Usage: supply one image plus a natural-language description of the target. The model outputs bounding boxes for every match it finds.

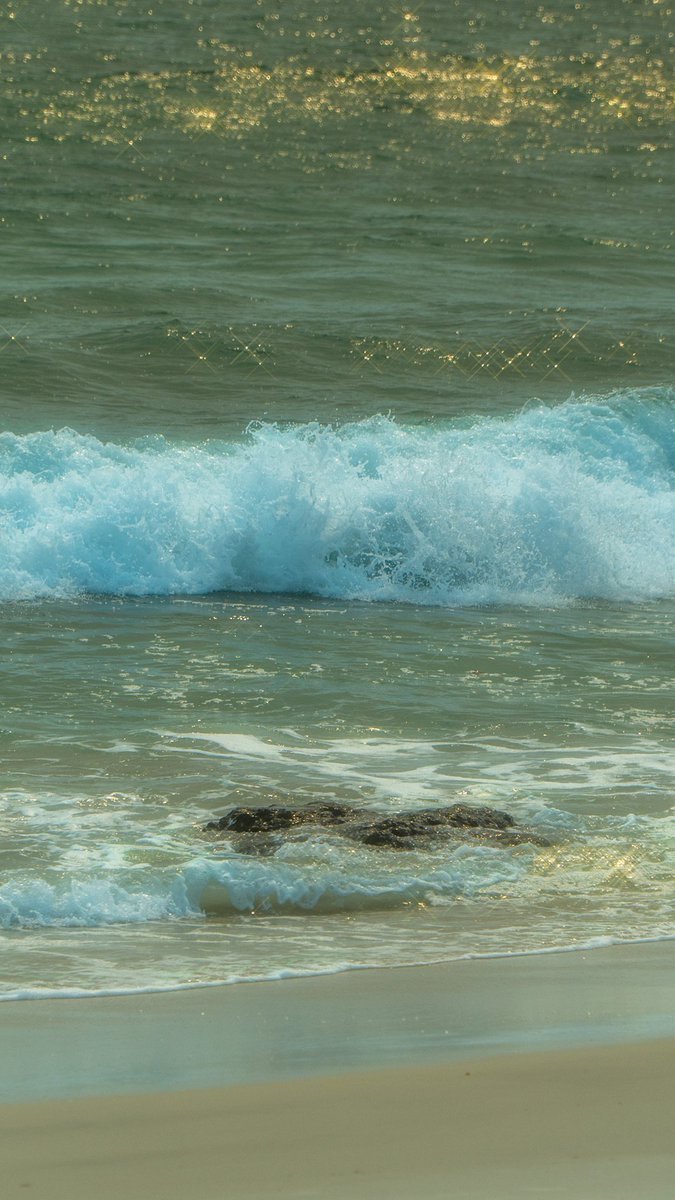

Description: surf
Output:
[1,389,673,606]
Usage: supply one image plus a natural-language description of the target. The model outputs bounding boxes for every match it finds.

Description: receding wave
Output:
[1,391,673,605]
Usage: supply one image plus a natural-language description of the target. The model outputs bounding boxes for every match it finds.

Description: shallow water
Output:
[2,586,674,996]
[1,0,673,998]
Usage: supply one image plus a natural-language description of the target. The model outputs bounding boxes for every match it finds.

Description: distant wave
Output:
[1,390,673,605]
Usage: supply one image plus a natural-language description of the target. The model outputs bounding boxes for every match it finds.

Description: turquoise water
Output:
[1,0,673,998]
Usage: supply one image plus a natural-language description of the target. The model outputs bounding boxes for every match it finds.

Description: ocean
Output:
[1,0,674,1001]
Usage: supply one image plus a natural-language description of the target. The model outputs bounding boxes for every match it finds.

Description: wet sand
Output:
[3,1036,675,1200]
[2,942,675,1198]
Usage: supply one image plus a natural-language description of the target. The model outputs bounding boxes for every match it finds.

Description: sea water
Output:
[1,0,673,1000]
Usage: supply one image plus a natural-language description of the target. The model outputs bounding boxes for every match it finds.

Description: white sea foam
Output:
[157,728,675,808]
[3,934,675,1004]
[1,391,673,604]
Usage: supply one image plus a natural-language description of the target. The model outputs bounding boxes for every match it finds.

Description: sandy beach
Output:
[3,1035,675,1200]
[3,941,675,1199]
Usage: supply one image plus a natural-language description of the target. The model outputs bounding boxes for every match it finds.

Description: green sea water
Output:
[1,0,674,998]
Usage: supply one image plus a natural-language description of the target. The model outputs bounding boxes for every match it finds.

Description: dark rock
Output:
[348,817,548,850]
[344,804,550,849]
[202,801,550,850]
[203,802,352,835]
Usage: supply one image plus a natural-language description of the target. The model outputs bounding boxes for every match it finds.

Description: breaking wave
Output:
[1,390,673,605]
[0,847,528,928]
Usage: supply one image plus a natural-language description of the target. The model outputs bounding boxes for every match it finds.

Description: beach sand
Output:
[3,1036,675,1199]
[2,942,675,1199]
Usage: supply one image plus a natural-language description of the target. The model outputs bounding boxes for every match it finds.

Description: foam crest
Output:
[1,390,673,604]
[0,874,196,928]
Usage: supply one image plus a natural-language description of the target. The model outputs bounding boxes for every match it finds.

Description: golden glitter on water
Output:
[23,44,674,150]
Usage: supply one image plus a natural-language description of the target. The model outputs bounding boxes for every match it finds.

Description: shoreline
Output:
[4,932,675,1005]
[2,939,675,1103]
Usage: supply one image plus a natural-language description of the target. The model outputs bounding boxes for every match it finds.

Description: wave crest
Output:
[1,391,673,605]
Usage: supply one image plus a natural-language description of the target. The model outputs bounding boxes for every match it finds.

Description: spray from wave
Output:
[1,390,673,605]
